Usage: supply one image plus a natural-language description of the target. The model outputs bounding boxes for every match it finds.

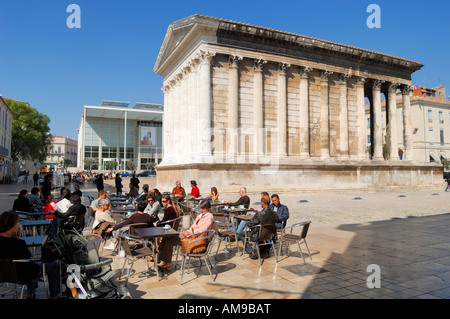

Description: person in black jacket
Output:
[12,190,31,212]
[95,174,104,191]
[0,211,60,298]
[247,197,278,258]
[54,195,86,230]
[226,186,250,208]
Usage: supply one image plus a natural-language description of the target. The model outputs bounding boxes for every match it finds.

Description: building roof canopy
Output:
[84,105,163,122]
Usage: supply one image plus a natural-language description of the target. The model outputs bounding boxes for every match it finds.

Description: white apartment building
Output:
[0,96,14,181]
[44,135,78,171]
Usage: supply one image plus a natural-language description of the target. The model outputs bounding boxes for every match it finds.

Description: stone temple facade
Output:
[153,14,443,192]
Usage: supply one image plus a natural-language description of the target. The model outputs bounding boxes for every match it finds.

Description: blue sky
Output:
[0,0,449,140]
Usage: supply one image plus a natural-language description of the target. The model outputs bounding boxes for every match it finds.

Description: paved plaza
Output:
[1,177,450,299]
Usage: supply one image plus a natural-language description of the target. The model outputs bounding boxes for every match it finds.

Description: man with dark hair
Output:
[270,194,289,229]
[54,195,87,230]
[247,197,278,259]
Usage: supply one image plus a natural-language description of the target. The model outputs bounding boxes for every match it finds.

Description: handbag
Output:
[180,230,208,254]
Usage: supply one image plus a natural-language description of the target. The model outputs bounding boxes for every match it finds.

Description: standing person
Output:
[39,173,53,202]
[96,174,104,191]
[33,172,39,186]
[398,148,404,160]
[446,177,450,192]
[130,173,140,189]
[115,173,123,196]
[0,211,61,299]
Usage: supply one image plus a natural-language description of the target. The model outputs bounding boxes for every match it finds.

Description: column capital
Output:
[228,55,243,68]
[320,70,333,81]
[299,66,313,78]
[253,58,267,71]
[372,79,384,90]
[278,62,291,73]
[401,84,414,95]
[339,73,351,84]
[388,82,400,93]
[198,50,216,63]
[162,85,171,93]
[355,76,366,87]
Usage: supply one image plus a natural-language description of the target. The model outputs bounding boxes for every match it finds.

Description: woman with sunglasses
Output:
[153,195,178,228]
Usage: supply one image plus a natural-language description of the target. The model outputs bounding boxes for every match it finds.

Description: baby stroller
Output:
[49,229,131,299]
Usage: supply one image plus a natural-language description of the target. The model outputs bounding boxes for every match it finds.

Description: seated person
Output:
[144,195,162,221]
[171,181,186,198]
[270,194,289,229]
[153,195,178,227]
[92,198,115,229]
[226,186,250,208]
[234,192,270,240]
[246,197,278,258]
[43,195,57,220]
[28,187,43,206]
[54,195,86,230]
[104,200,152,250]
[13,190,31,212]
[157,200,214,272]
[136,184,149,202]
[72,184,82,197]
[90,190,107,213]
[0,211,60,299]
[206,187,219,201]
[125,183,139,199]
[189,180,200,198]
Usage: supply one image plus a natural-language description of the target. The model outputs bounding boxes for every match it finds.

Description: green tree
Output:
[84,158,97,171]
[126,160,136,171]
[5,99,52,162]
[104,160,118,171]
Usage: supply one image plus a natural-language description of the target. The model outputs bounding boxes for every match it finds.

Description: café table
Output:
[23,235,48,257]
[20,219,52,236]
[134,227,179,280]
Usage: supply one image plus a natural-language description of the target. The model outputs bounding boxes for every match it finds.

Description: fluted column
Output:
[355,77,367,160]
[372,79,384,160]
[227,55,242,161]
[162,85,170,161]
[253,58,266,159]
[181,66,191,162]
[174,75,182,161]
[299,66,312,158]
[320,70,333,159]
[339,73,350,158]
[190,57,200,161]
[386,82,399,160]
[402,85,414,161]
[198,50,215,162]
[277,62,290,157]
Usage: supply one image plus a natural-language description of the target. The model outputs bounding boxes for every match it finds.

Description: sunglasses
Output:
[162,200,168,203]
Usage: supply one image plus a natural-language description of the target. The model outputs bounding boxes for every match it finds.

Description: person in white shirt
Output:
[92,199,115,229]
[144,195,162,221]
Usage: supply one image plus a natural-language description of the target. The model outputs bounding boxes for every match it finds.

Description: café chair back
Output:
[0,259,49,299]
[277,221,312,265]
[243,224,278,265]
[117,234,153,286]
[179,229,216,284]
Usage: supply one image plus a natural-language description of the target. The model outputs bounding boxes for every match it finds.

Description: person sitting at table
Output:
[234,192,270,241]
[154,195,178,227]
[90,190,107,213]
[144,195,162,222]
[171,181,186,198]
[0,211,61,299]
[225,186,250,209]
[13,190,31,212]
[270,194,290,230]
[104,200,152,250]
[92,199,115,229]
[189,180,200,198]
[43,195,57,220]
[28,187,43,207]
[157,199,214,272]
[54,195,87,230]
[205,187,219,201]
[136,184,149,202]
[72,184,82,197]
[125,183,139,199]
[151,188,163,206]
[58,187,72,201]
[246,196,278,259]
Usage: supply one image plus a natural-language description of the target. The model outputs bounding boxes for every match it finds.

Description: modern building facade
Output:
[77,100,163,171]
[0,96,14,181]
[153,14,442,191]
[43,135,78,171]
[366,85,450,163]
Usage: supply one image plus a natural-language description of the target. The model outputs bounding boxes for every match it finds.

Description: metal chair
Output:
[84,234,102,251]
[118,234,153,286]
[214,218,240,254]
[86,206,95,229]
[0,259,49,299]
[278,221,312,265]
[179,229,216,284]
[243,224,278,265]
[158,216,182,231]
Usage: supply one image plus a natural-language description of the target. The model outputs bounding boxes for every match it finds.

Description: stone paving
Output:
[1,177,450,299]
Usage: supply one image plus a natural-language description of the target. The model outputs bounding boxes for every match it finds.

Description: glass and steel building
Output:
[77,100,163,171]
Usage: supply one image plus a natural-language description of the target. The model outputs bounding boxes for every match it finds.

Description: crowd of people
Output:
[1,172,291,298]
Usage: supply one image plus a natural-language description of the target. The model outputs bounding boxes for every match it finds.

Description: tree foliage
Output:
[5,99,52,162]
